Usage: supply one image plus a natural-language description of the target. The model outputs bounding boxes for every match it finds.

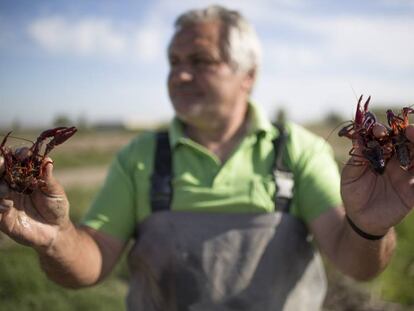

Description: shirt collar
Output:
[168,101,277,148]
[248,100,275,135]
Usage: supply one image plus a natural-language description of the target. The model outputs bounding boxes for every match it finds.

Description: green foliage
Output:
[53,114,73,127]
[323,111,345,127]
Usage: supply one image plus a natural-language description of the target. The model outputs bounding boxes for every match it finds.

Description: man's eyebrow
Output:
[168,50,216,59]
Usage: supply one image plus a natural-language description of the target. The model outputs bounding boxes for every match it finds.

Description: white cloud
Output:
[258,13,414,72]
[262,43,322,70]
[27,16,166,63]
[308,16,414,69]
[28,16,126,56]
[379,0,414,8]
[132,27,165,63]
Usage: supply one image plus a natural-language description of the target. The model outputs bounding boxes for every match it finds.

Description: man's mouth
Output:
[172,89,201,97]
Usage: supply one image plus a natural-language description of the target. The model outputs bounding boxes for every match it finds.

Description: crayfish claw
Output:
[363,95,371,112]
[43,126,77,158]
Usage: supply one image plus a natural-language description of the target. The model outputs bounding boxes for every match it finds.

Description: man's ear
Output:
[242,68,256,93]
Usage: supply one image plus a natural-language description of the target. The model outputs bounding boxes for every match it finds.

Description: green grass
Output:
[370,212,414,305]
[1,126,414,309]
[53,149,116,169]
[66,186,100,222]
[0,185,129,310]
[0,245,127,311]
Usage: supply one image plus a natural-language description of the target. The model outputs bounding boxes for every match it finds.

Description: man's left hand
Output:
[341,124,414,236]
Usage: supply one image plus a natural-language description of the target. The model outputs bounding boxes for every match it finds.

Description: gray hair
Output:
[173,5,262,73]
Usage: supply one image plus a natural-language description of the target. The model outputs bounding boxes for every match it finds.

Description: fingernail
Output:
[0,156,4,174]
[0,204,10,212]
[0,182,10,197]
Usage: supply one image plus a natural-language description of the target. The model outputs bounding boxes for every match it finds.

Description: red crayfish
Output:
[338,95,391,174]
[0,126,77,194]
[387,107,414,170]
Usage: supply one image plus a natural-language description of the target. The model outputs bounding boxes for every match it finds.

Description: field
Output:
[0,125,414,310]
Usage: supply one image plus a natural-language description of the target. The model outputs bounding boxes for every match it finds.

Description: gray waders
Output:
[126,126,327,311]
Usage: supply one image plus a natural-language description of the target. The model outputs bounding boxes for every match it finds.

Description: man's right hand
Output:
[0,155,71,252]
[0,154,126,287]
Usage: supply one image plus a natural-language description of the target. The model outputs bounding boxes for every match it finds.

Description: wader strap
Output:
[272,123,294,213]
[150,131,173,212]
[150,125,295,213]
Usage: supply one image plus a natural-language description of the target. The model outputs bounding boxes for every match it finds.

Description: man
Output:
[0,5,412,311]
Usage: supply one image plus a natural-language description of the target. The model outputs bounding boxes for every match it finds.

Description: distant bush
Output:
[323,112,345,126]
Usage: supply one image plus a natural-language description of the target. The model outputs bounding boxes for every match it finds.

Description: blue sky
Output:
[1,0,414,128]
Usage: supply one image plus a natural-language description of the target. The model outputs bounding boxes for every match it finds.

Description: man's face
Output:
[167,21,253,127]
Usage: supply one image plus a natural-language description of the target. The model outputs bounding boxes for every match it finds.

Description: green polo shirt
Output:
[82,104,342,241]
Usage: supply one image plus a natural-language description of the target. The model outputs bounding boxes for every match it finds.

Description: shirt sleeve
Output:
[291,132,342,223]
[81,151,137,241]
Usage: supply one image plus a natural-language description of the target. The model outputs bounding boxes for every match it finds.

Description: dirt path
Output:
[54,166,108,188]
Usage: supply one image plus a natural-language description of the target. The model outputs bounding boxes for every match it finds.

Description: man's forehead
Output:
[169,21,224,50]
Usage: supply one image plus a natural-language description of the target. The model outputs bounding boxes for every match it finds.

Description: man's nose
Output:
[170,65,194,83]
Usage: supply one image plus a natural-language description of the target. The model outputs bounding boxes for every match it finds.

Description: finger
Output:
[31,157,69,224]
[38,157,65,196]
[0,198,13,212]
[348,140,368,163]
[0,199,13,225]
[405,125,414,143]
[341,158,370,183]
[0,201,34,242]
[0,181,10,198]
[341,142,371,182]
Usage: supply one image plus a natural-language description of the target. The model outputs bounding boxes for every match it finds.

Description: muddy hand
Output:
[341,124,414,236]
[0,156,71,249]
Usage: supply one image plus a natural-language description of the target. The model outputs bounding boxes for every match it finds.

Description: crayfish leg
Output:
[346,147,369,166]
[0,131,12,150]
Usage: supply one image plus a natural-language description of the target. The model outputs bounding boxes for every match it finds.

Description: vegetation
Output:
[0,185,127,311]
[371,211,414,305]
[308,123,414,309]
[1,126,414,310]
[52,149,116,169]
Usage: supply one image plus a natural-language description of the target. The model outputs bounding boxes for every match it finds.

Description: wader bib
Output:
[126,126,327,311]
